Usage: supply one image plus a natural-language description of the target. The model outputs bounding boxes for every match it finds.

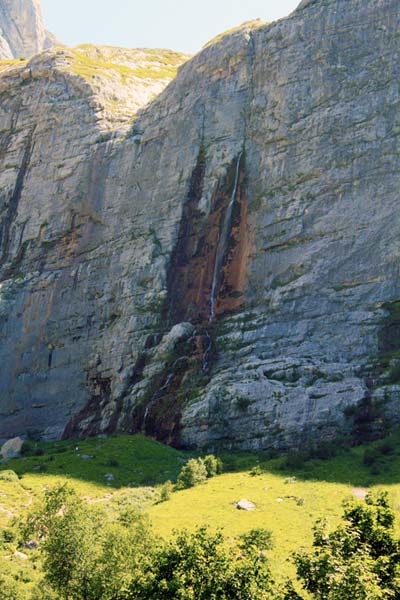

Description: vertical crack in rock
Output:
[136,148,249,445]
[0,129,35,273]
[165,144,208,324]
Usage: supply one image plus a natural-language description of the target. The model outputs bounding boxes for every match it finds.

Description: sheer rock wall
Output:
[1,0,399,449]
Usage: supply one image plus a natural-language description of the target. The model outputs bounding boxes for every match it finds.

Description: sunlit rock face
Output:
[0,0,57,59]
[0,0,400,449]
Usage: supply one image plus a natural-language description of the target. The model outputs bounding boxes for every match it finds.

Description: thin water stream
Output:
[209,152,243,321]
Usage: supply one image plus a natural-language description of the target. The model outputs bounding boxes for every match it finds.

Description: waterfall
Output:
[202,330,212,372]
[209,152,243,321]
[142,356,189,432]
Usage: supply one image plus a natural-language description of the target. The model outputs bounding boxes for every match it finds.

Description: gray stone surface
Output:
[1,436,23,459]
[0,0,400,450]
[0,0,57,59]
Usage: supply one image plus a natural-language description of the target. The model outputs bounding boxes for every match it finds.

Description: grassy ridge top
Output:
[67,44,190,83]
[0,44,190,125]
[0,58,27,72]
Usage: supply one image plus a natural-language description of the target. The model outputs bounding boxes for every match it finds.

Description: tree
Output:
[290,492,400,600]
[176,458,208,489]
[20,485,157,600]
[136,526,276,600]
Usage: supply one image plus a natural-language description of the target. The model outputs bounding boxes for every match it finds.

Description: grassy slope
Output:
[0,58,27,72]
[68,44,189,83]
[1,433,400,593]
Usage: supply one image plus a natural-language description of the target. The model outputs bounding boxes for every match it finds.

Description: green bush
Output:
[238,528,274,552]
[250,465,263,477]
[203,454,223,477]
[176,458,208,489]
[1,528,16,543]
[20,484,156,600]
[291,492,400,600]
[138,526,275,599]
[159,480,173,502]
[0,578,21,600]
[0,470,19,482]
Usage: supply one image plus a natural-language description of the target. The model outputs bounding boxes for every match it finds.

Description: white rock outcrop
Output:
[0,0,57,59]
[1,437,24,459]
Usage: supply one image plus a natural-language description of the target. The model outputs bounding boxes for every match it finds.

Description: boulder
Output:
[236,499,256,511]
[1,437,24,460]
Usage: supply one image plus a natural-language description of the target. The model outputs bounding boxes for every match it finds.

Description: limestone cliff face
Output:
[0,0,57,59]
[0,0,399,449]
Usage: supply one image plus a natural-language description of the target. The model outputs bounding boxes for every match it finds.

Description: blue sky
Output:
[41,0,300,54]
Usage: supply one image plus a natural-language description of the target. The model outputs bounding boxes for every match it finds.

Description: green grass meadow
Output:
[1,432,400,594]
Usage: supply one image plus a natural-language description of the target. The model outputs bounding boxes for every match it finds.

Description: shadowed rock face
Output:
[0,0,400,450]
[0,0,57,59]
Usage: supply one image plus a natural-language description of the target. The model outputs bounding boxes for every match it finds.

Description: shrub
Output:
[203,454,223,477]
[292,492,400,600]
[0,470,19,482]
[159,480,173,502]
[176,458,207,489]
[137,526,275,599]
[2,528,16,543]
[20,484,156,600]
[250,465,263,477]
[0,578,21,600]
[238,528,274,552]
